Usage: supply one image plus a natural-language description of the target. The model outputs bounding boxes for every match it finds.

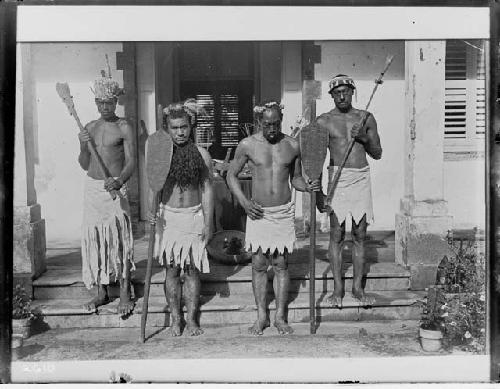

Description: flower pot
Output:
[12,318,31,339]
[11,334,23,349]
[419,327,443,352]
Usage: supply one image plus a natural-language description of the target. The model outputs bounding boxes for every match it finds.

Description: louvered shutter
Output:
[220,94,240,147]
[475,46,486,137]
[445,40,467,139]
[444,40,486,142]
[195,94,215,148]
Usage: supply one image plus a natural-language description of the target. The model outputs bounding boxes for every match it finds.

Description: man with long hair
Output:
[149,99,214,336]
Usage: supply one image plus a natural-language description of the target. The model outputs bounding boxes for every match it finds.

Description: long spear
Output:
[325,56,394,209]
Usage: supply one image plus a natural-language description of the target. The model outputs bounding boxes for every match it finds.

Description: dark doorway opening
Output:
[178,42,255,160]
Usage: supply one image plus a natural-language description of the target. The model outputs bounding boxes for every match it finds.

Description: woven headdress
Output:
[91,54,123,100]
[328,75,356,93]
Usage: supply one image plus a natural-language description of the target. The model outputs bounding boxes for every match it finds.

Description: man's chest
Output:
[91,123,124,147]
[250,142,296,168]
[328,111,364,139]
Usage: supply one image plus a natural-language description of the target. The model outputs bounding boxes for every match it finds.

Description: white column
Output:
[395,41,452,290]
[14,43,46,279]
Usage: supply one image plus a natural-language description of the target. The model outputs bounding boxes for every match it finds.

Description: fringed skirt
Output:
[245,201,296,255]
[81,176,135,289]
[327,165,374,225]
[153,203,210,273]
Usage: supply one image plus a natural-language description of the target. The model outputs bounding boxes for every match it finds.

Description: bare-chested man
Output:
[227,101,320,335]
[78,71,136,316]
[316,74,382,307]
[148,99,214,336]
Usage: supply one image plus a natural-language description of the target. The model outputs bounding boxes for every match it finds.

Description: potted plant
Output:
[438,237,486,353]
[419,285,446,352]
[12,284,36,340]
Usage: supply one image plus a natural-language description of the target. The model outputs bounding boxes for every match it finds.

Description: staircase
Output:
[32,231,424,329]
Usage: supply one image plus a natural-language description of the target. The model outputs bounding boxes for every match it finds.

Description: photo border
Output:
[1,0,498,384]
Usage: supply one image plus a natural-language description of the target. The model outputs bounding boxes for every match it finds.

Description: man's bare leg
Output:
[165,264,182,336]
[248,250,270,335]
[84,284,109,312]
[351,215,374,306]
[183,263,204,336]
[272,251,293,335]
[117,260,135,316]
[326,212,346,307]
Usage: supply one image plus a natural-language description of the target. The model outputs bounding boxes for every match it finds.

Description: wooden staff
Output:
[55,82,118,200]
[325,56,394,208]
[141,105,173,342]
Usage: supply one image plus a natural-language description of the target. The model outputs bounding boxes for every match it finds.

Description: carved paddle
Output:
[299,122,329,334]
[141,105,173,342]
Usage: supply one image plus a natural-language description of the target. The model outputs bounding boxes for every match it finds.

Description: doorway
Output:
[178,42,255,160]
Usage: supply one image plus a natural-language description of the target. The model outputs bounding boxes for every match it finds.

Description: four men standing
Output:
[77,66,381,335]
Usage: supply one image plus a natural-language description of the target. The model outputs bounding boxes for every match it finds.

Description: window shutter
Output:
[475,43,486,137]
[220,94,240,147]
[445,40,467,139]
[195,94,215,148]
[444,40,486,142]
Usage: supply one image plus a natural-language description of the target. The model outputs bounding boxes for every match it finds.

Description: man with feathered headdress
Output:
[227,101,320,336]
[148,98,214,337]
[77,59,136,316]
[315,74,383,308]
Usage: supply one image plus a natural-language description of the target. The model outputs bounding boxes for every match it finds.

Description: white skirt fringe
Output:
[153,203,210,273]
[81,176,135,289]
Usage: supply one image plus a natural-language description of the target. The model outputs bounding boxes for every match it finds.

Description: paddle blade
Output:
[146,130,173,192]
[55,82,75,112]
[299,123,329,181]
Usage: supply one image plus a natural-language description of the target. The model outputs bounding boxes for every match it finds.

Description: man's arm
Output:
[118,120,137,184]
[227,139,263,220]
[227,140,251,206]
[198,146,214,242]
[352,113,382,160]
[104,120,137,191]
[78,123,92,171]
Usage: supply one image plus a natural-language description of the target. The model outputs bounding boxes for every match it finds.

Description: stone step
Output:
[31,290,424,328]
[34,277,410,300]
[43,231,397,268]
[33,262,410,300]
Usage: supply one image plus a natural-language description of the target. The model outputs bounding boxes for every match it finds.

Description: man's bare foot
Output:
[326,291,344,308]
[117,296,135,316]
[274,318,293,335]
[248,318,270,336]
[185,321,204,336]
[169,318,182,337]
[352,288,375,306]
[84,292,109,313]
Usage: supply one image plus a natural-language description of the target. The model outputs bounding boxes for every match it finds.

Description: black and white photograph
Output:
[3,3,498,384]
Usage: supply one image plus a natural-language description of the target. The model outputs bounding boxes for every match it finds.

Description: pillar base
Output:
[14,204,46,280]
[395,198,452,290]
